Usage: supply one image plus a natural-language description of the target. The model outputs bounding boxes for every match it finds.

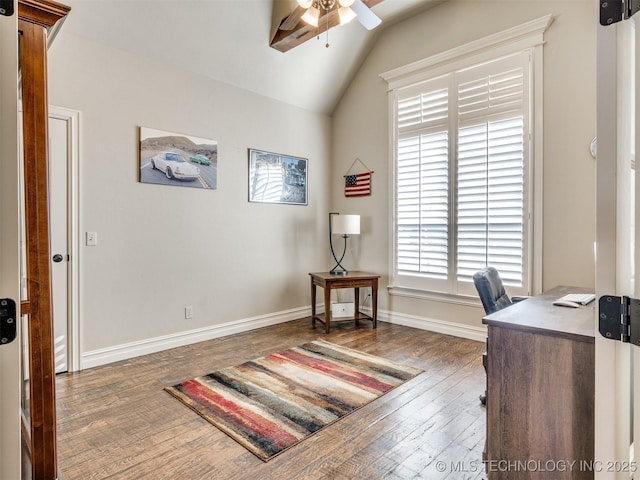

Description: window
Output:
[382,17,549,299]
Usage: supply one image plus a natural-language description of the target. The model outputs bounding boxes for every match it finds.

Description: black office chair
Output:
[473,267,527,405]
[473,266,514,314]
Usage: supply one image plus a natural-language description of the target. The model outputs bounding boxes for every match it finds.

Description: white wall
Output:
[48,32,332,365]
[331,0,597,332]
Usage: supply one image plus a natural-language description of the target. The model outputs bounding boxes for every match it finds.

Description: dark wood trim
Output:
[270,0,384,53]
[18,0,70,29]
[19,17,58,479]
[18,1,70,478]
[20,300,31,316]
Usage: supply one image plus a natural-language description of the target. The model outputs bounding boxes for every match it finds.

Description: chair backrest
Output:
[473,267,512,314]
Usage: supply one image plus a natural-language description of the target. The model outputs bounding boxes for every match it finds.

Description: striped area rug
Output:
[165,339,423,461]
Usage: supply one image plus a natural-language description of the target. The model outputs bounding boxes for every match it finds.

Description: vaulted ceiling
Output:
[59,0,441,115]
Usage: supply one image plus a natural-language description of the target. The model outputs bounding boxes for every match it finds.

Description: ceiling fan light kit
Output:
[338,6,357,24]
[297,0,372,28]
[301,6,321,27]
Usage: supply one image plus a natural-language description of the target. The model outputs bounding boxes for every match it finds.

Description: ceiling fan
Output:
[270,0,384,52]
[296,0,382,31]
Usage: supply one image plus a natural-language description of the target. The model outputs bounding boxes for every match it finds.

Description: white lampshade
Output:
[338,0,355,7]
[301,6,320,27]
[332,214,360,235]
[338,6,357,25]
[297,0,313,8]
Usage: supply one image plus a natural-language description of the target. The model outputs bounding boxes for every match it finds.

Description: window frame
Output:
[381,15,552,302]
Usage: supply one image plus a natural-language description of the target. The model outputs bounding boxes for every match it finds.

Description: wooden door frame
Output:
[18,0,69,478]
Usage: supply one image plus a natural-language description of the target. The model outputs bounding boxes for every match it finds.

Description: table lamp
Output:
[329,212,360,275]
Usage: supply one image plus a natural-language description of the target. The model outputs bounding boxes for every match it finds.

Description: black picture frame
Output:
[248,148,308,205]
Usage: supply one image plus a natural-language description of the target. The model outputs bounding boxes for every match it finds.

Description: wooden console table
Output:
[482,285,595,479]
[309,272,380,333]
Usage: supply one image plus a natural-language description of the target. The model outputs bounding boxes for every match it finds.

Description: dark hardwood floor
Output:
[56,318,486,479]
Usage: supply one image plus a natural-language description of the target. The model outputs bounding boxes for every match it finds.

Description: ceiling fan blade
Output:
[352,0,382,30]
[280,5,306,31]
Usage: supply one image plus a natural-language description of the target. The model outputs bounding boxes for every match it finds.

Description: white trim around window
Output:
[381,15,551,301]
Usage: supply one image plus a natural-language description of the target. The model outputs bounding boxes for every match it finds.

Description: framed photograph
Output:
[248,149,307,205]
[139,126,217,189]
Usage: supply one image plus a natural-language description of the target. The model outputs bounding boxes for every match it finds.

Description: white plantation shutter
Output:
[397,132,449,278]
[396,77,450,280]
[457,118,524,285]
[456,57,526,286]
[393,51,531,295]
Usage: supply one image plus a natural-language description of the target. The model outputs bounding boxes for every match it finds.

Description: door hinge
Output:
[600,0,640,25]
[0,0,14,16]
[0,298,17,345]
[599,295,640,346]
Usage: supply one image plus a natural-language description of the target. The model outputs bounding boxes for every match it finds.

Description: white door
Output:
[49,114,69,373]
[595,13,640,480]
[48,106,79,374]
[0,3,24,479]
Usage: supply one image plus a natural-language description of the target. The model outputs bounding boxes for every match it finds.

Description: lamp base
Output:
[330,269,348,275]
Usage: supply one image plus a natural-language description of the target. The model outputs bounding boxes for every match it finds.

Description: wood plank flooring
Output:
[56,319,487,480]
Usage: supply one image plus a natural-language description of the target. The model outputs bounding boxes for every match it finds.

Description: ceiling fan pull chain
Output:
[325,8,330,47]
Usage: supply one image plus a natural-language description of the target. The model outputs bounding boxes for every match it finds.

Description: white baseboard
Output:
[376,308,487,342]
[81,305,486,370]
[81,306,311,370]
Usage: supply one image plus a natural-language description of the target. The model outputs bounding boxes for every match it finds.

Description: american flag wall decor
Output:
[345,172,372,197]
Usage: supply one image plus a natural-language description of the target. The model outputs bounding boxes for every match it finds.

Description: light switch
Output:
[86,231,98,246]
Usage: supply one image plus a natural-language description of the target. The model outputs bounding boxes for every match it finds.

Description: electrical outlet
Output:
[184,306,193,319]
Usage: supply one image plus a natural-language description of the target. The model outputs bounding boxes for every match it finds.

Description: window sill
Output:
[387,285,483,308]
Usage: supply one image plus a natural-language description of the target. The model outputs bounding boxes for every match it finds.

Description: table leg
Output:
[324,284,331,333]
[354,287,360,326]
[372,279,378,329]
[310,277,316,328]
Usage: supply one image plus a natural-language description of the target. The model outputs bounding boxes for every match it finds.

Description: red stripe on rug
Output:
[180,379,299,448]
[271,350,394,393]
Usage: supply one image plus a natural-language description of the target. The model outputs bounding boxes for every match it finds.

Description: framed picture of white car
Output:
[248,149,307,205]
[139,126,217,189]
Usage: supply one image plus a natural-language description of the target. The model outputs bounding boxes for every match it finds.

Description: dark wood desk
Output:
[482,286,595,479]
[309,272,380,333]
